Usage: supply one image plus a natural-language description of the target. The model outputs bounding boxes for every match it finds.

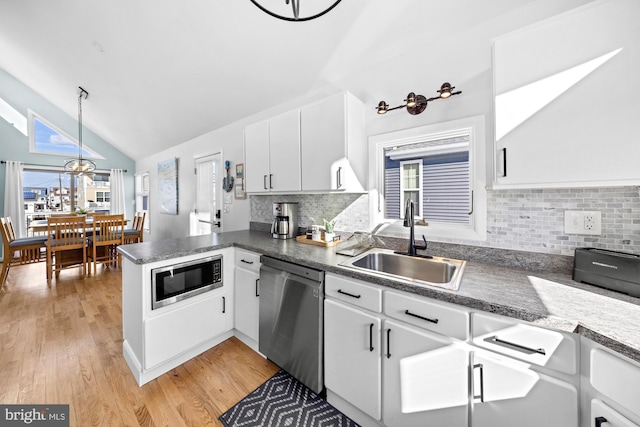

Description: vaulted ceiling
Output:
[1,0,551,160]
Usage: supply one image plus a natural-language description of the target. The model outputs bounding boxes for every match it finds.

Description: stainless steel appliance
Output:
[151,255,223,310]
[270,202,298,239]
[573,248,640,297]
[259,256,324,394]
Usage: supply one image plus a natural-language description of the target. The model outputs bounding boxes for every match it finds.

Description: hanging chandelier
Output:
[248,0,342,22]
[64,86,96,175]
[376,82,462,115]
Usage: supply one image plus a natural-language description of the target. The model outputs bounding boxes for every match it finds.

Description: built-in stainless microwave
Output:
[151,255,223,310]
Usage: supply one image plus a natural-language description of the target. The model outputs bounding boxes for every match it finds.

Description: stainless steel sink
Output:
[339,248,466,291]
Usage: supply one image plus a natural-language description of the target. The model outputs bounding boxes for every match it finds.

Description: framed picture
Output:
[236,163,244,178]
[157,157,178,215]
[234,182,246,199]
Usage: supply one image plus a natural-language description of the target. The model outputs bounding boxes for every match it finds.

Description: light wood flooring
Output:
[0,261,279,426]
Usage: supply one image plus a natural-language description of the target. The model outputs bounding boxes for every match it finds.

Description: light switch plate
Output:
[564,211,602,235]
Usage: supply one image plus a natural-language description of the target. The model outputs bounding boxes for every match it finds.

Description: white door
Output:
[384,319,468,427]
[472,350,579,427]
[193,153,222,235]
[324,299,382,421]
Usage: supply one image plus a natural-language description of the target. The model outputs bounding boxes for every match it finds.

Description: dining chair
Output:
[49,212,78,217]
[45,216,87,286]
[87,214,125,275]
[124,211,146,244]
[1,217,47,287]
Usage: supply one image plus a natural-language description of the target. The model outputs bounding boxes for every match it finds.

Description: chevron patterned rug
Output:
[219,370,360,427]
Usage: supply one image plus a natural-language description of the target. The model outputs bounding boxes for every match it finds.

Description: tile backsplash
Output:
[250,186,640,256]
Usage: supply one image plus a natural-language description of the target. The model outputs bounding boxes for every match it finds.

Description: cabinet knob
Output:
[595,416,608,427]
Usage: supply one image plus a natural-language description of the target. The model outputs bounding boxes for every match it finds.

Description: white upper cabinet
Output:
[244,110,301,193]
[300,92,366,192]
[492,0,640,189]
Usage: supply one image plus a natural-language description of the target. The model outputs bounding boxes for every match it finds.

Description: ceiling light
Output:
[248,0,343,22]
[64,87,96,176]
[377,82,462,116]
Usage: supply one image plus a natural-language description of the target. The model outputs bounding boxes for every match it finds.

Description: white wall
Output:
[137,0,593,241]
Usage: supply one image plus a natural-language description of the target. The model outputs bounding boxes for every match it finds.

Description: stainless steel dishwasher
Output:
[259,256,324,394]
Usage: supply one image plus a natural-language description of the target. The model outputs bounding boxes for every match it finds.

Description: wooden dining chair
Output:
[87,214,125,275]
[45,216,87,286]
[124,211,146,244]
[1,217,47,287]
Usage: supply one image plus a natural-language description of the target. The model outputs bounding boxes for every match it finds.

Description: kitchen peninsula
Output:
[118,229,640,364]
[119,229,640,426]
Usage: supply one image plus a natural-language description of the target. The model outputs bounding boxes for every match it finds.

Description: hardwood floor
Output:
[0,262,279,426]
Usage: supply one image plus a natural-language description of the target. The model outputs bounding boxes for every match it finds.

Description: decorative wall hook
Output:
[223,160,235,192]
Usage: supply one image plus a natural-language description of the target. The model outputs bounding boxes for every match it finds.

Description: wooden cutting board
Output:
[295,235,341,247]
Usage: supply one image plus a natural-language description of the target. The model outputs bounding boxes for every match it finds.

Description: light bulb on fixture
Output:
[377,101,389,115]
[405,92,417,108]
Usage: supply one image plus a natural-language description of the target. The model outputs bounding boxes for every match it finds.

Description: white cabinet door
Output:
[300,92,345,191]
[244,120,270,193]
[234,267,259,342]
[300,92,365,192]
[383,319,468,427]
[472,350,579,427]
[492,0,640,189]
[144,293,229,369]
[324,299,382,420]
[268,109,301,192]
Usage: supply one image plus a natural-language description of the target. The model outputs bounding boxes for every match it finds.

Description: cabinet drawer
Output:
[591,399,639,427]
[235,249,261,272]
[472,312,578,375]
[383,291,469,341]
[591,349,640,419]
[325,273,382,313]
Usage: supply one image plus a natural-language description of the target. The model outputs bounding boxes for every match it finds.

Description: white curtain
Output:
[110,169,126,215]
[4,161,26,237]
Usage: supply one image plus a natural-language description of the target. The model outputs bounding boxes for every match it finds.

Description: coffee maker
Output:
[270,202,298,239]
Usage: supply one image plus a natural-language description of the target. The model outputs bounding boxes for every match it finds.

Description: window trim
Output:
[369,115,487,242]
[27,109,104,159]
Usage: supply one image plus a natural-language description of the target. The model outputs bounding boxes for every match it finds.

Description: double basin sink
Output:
[339,248,466,291]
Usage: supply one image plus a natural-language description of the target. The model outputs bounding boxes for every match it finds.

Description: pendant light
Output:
[248,0,342,22]
[64,87,96,175]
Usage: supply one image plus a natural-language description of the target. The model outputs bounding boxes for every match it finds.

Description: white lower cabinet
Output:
[581,337,640,427]
[145,292,229,369]
[591,399,639,427]
[325,298,382,421]
[234,249,261,349]
[324,274,581,427]
[383,319,468,426]
[471,350,578,427]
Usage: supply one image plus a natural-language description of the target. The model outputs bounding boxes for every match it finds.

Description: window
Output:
[22,169,110,231]
[371,115,487,241]
[135,173,150,231]
[27,110,103,158]
[96,191,110,203]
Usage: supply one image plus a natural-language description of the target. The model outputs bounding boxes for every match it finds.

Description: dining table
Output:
[29,217,130,235]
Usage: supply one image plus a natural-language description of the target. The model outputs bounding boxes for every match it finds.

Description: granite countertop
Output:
[118,230,640,363]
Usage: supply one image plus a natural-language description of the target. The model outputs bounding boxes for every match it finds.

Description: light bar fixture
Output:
[377,82,462,115]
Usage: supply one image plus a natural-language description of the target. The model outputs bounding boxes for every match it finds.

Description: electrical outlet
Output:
[564,211,602,235]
